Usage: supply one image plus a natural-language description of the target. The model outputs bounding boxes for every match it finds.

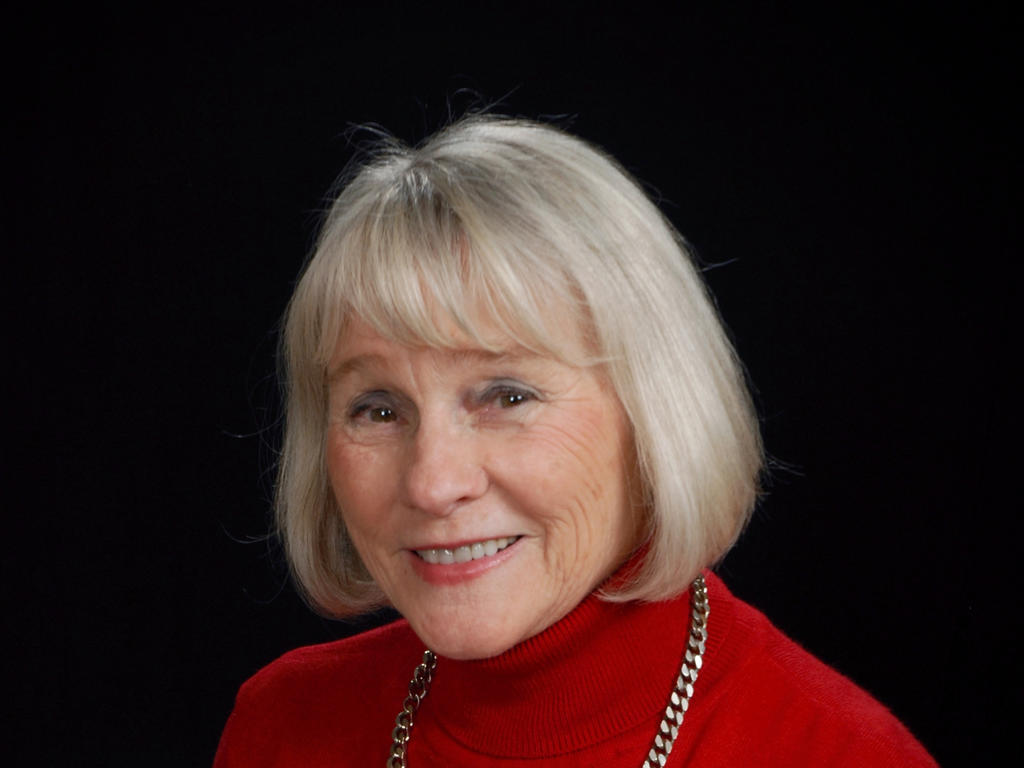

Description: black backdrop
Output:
[9,4,1016,767]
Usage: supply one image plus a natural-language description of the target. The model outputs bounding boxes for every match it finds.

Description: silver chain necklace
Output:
[387,575,709,768]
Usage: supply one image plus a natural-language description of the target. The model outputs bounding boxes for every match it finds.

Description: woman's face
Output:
[325,316,638,660]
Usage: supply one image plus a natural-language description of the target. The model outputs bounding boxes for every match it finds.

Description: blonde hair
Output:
[278,115,762,616]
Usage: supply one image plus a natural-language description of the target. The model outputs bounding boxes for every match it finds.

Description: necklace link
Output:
[387,651,436,768]
[643,574,708,768]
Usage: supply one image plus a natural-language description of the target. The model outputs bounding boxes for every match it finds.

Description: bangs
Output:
[312,173,599,368]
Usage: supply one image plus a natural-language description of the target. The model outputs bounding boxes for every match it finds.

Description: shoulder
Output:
[694,573,938,767]
[236,618,420,705]
[214,619,424,768]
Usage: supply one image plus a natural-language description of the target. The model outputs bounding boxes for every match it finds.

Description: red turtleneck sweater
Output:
[214,572,936,766]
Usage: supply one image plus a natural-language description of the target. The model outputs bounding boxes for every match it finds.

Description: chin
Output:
[409,618,519,661]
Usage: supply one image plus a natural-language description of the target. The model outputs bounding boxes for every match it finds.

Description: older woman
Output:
[215,116,936,767]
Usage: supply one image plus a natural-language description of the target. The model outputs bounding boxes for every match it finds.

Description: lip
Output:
[407,535,522,585]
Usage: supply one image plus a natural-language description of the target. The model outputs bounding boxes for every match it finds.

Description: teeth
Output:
[416,536,517,565]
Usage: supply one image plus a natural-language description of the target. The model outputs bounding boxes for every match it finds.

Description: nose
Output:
[400,412,488,516]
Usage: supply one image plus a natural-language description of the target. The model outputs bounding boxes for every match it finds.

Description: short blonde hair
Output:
[278,115,762,616]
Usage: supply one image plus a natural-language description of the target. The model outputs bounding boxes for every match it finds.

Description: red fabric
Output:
[214,573,937,767]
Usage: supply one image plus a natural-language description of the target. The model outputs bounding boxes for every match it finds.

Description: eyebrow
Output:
[327,348,536,384]
[327,354,386,384]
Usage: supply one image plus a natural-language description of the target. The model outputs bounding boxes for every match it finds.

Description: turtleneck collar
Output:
[424,570,731,759]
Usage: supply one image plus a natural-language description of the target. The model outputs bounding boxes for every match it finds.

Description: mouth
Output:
[413,536,521,565]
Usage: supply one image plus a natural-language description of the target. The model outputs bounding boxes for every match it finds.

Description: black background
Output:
[9,4,1016,767]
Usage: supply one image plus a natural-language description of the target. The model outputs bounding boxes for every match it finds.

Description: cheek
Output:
[537,408,628,500]
[325,438,404,587]
[325,431,397,527]
[512,409,634,552]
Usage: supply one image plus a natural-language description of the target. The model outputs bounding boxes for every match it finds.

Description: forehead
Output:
[327,298,597,375]
[328,314,565,378]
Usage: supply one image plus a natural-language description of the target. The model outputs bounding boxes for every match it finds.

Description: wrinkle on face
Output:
[325,313,639,659]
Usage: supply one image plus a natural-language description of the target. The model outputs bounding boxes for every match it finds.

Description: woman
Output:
[215,116,936,766]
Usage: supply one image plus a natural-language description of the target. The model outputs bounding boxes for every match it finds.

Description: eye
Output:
[497,391,528,408]
[364,406,397,423]
[348,392,401,425]
[483,383,536,410]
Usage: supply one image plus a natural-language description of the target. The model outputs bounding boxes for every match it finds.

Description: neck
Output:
[426,581,700,758]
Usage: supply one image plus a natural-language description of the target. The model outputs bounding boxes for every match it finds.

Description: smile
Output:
[414,536,520,565]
